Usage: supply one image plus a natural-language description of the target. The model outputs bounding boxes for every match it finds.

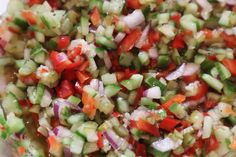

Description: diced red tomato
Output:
[27,0,44,6]
[75,82,84,95]
[202,29,213,39]
[136,119,160,137]
[50,117,60,128]
[171,13,181,28]
[82,92,97,119]
[159,117,180,132]
[97,132,104,149]
[156,0,163,5]
[76,71,91,84]
[66,57,85,70]
[135,142,147,157]
[148,29,161,45]
[116,72,125,82]
[56,80,74,99]
[62,69,76,81]
[78,60,89,72]
[222,58,236,77]
[182,73,198,83]
[171,33,185,49]
[126,0,141,9]
[18,99,33,109]
[90,7,101,27]
[118,28,142,53]
[67,45,82,61]
[221,32,236,48]
[50,51,72,73]
[204,99,218,110]
[208,55,217,61]
[188,80,208,100]
[21,11,37,25]
[124,68,138,79]
[57,36,70,50]
[133,86,144,109]
[112,111,122,118]
[47,0,61,9]
[205,135,219,153]
[18,73,39,85]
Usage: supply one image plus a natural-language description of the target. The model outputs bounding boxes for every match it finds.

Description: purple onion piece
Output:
[53,103,60,118]
[103,131,119,150]
[64,147,72,157]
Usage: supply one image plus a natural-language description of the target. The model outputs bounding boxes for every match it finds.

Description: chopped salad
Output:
[0,0,236,157]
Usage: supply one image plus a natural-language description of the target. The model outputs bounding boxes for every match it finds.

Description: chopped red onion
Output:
[53,103,60,118]
[103,130,119,150]
[57,52,69,62]
[114,32,126,43]
[53,126,72,138]
[135,25,150,48]
[182,96,206,108]
[166,63,186,81]
[143,86,161,99]
[122,9,145,29]
[104,51,112,69]
[196,0,212,15]
[64,147,72,157]
[182,63,199,76]
[226,0,236,5]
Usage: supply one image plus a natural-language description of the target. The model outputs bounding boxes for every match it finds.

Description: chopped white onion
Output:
[114,32,126,43]
[166,63,186,81]
[104,51,112,69]
[122,9,145,29]
[135,25,150,48]
[40,89,52,107]
[53,126,72,138]
[148,47,158,59]
[143,86,161,99]
[196,0,213,19]
[182,63,199,76]
[24,48,31,60]
[152,137,181,152]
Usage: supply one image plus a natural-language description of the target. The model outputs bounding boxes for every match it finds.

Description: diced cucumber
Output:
[132,57,142,71]
[35,83,45,104]
[15,60,26,69]
[68,113,85,125]
[70,134,85,154]
[120,74,143,91]
[105,84,121,98]
[13,17,29,31]
[16,79,27,89]
[117,97,130,113]
[0,57,15,67]
[223,80,235,96]
[128,91,137,104]
[129,74,143,89]
[215,62,231,80]
[219,11,232,27]
[83,85,97,97]
[34,52,46,64]
[6,83,26,100]
[67,95,81,105]
[2,93,22,115]
[145,77,166,93]
[83,142,99,155]
[19,60,37,76]
[200,59,215,72]
[119,53,134,67]
[158,23,175,38]
[97,97,114,114]
[140,97,157,109]
[101,73,117,85]
[157,13,170,25]
[77,121,98,142]
[158,55,169,69]
[202,74,223,92]
[180,14,204,32]
[194,55,206,65]
[80,17,89,36]
[138,52,150,66]
[96,36,117,49]
[6,113,25,133]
